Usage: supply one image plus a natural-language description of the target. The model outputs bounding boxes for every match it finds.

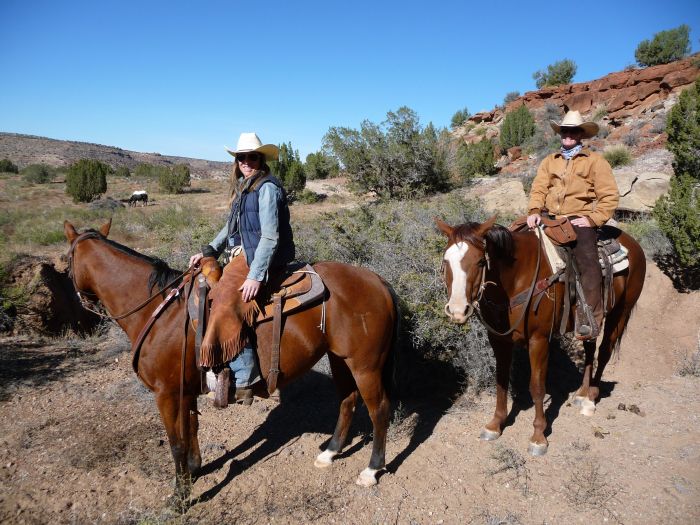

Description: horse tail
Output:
[381,279,402,400]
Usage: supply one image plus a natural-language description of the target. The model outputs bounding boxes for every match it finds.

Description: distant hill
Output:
[0,133,230,179]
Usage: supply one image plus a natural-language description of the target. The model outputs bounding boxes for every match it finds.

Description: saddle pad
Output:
[256,266,326,322]
[538,227,629,275]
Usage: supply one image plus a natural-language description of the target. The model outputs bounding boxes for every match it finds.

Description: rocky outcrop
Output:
[469,55,699,125]
[614,171,671,213]
[480,180,529,216]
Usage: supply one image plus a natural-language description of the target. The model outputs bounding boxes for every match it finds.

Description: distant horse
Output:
[64,219,397,504]
[128,190,148,207]
[436,216,645,455]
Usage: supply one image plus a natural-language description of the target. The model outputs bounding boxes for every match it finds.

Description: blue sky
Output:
[1,1,698,162]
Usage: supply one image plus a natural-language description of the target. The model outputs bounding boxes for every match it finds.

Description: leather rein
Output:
[67,230,190,321]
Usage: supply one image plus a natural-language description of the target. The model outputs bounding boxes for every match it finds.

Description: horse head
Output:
[436,216,497,324]
[64,219,112,296]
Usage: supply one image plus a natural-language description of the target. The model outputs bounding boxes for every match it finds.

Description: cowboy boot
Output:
[213,368,230,409]
[571,225,603,340]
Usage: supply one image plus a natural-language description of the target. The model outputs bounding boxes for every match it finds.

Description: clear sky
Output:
[1,1,698,162]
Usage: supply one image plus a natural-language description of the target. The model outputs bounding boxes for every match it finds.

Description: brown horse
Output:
[64,219,397,504]
[436,216,645,455]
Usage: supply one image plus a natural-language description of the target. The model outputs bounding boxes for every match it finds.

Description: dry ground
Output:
[1,173,699,524]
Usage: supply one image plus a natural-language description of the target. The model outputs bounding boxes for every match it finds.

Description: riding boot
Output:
[571,224,603,340]
[228,347,261,406]
[213,368,230,409]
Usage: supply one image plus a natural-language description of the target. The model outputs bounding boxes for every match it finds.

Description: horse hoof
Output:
[480,428,501,441]
[314,450,337,469]
[528,442,548,456]
[355,468,379,487]
[571,396,586,407]
[579,399,596,417]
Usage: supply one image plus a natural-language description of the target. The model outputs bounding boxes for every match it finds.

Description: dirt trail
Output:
[1,262,699,524]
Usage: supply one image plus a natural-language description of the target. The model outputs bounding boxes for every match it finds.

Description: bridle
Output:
[443,232,543,337]
[67,230,189,321]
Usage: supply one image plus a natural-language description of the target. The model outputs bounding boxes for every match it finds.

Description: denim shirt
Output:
[209,181,283,282]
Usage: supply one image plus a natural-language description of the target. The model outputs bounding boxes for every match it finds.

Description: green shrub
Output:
[457,139,497,180]
[666,78,700,180]
[304,151,339,180]
[296,189,323,204]
[21,163,55,184]
[500,105,536,150]
[294,193,494,392]
[0,159,18,173]
[653,174,700,268]
[603,146,632,168]
[621,216,672,259]
[635,25,691,67]
[503,92,520,105]
[533,59,577,89]
[114,166,131,178]
[592,105,608,122]
[450,107,471,129]
[133,163,162,179]
[65,159,110,202]
[269,142,306,194]
[324,106,450,199]
[159,164,190,194]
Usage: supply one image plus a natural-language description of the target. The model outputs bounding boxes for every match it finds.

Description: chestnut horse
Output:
[64,220,397,503]
[436,216,645,455]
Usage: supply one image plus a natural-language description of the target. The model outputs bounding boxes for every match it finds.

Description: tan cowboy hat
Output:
[550,110,599,139]
[225,132,279,161]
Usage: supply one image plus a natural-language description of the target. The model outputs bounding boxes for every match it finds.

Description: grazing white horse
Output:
[129,191,148,207]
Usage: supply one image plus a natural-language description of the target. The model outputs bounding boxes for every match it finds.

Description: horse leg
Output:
[353,369,391,487]
[572,340,597,416]
[155,392,193,508]
[527,336,549,456]
[188,398,202,473]
[481,338,513,441]
[315,353,359,469]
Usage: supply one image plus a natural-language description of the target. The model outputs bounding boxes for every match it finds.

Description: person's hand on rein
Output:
[188,253,203,268]
[239,278,261,302]
[526,214,541,229]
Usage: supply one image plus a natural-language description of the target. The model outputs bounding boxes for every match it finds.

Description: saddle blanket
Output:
[537,226,629,275]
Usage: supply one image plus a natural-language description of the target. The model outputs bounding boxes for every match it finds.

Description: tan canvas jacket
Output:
[527,148,619,227]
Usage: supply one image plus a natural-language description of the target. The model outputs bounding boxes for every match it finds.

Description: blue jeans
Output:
[228,347,261,388]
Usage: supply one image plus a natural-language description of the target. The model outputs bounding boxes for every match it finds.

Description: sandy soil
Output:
[0,260,698,525]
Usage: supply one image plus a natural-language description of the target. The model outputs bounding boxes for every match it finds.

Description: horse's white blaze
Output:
[356,467,379,487]
[314,449,338,468]
[444,242,469,315]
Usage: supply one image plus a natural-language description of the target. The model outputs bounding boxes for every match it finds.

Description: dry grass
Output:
[562,459,622,523]
[486,445,531,496]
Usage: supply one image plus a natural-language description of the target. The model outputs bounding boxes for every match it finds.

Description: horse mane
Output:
[83,229,183,296]
[452,222,514,262]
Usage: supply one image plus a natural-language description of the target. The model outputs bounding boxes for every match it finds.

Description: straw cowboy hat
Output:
[550,110,599,139]
[225,132,279,161]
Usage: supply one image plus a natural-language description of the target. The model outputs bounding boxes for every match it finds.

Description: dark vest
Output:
[230,175,295,271]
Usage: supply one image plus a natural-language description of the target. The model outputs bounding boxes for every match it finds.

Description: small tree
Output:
[500,105,536,149]
[666,78,700,180]
[159,164,191,194]
[270,142,306,194]
[304,151,339,180]
[450,107,471,129]
[653,173,700,267]
[457,139,497,181]
[324,106,449,199]
[533,59,577,89]
[635,25,691,67]
[21,163,55,184]
[114,166,131,178]
[0,159,18,173]
[503,91,520,105]
[65,159,109,202]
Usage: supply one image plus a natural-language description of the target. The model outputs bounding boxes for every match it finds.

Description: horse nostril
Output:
[444,303,452,317]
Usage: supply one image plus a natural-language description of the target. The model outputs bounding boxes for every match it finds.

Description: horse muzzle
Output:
[444,303,474,324]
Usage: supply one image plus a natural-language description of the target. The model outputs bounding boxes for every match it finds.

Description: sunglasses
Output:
[236,153,261,163]
[560,127,583,136]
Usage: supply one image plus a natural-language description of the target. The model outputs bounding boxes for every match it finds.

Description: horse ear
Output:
[478,215,498,236]
[64,220,78,243]
[434,217,454,237]
[99,218,112,238]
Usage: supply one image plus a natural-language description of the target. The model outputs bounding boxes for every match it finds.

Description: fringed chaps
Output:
[199,254,260,368]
